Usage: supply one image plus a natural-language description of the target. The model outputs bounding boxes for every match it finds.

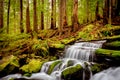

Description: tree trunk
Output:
[72,0,79,32]
[108,0,112,25]
[26,0,31,33]
[51,0,56,29]
[95,1,99,21]
[116,0,120,16]
[41,0,44,30]
[86,0,89,23]
[0,0,4,29]
[13,0,16,32]
[33,0,38,32]
[20,0,24,33]
[7,0,10,33]
[103,0,109,24]
[59,0,67,34]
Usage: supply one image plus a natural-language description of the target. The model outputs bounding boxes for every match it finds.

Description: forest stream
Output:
[0,0,120,80]
[1,40,120,80]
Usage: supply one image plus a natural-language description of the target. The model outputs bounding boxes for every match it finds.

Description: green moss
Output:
[95,49,120,60]
[91,64,101,73]
[49,43,65,49]
[48,60,61,74]
[61,38,75,44]
[0,55,19,71]
[62,64,83,78]
[105,41,120,47]
[20,59,43,73]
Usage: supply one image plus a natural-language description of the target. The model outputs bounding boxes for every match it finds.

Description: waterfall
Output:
[0,40,106,80]
[90,67,120,80]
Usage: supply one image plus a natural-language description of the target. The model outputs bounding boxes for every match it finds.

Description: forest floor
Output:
[0,20,120,77]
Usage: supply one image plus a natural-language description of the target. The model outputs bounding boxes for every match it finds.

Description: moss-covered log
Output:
[104,35,120,41]
[103,41,120,50]
[95,49,120,64]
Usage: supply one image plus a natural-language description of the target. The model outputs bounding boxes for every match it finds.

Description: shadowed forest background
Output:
[0,0,120,79]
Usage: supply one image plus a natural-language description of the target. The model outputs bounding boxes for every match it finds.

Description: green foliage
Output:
[31,39,49,56]
[77,24,95,40]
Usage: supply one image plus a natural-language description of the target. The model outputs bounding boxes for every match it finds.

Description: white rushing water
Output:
[0,40,106,80]
[90,67,120,80]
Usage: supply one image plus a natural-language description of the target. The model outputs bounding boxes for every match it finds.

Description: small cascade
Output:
[65,41,105,61]
[41,61,55,73]
[0,40,106,80]
[90,67,120,80]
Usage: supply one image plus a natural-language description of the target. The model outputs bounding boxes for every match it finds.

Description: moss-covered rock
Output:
[95,49,120,61]
[62,64,83,80]
[0,55,19,72]
[47,60,62,74]
[103,41,120,50]
[20,59,43,73]
[0,55,19,77]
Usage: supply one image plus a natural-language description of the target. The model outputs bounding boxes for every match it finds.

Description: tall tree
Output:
[116,0,120,16]
[26,0,31,33]
[86,0,89,23]
[103,0,109,24]
[95,1,100,21]
[59,0,67,34]
[7,0,10,33]
[108,0,112,24]
[20,0,24,33]
[13,0,17,32]
[0,0,4,29]
[41,0,44,30]
[72,0,79,32]
[33,0,38,32]
[51,0,56,29]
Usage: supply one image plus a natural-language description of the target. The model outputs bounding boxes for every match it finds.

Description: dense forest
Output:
[0,0,120,80]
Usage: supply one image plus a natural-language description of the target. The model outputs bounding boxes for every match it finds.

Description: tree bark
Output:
[72,0,79,32]
[0,0,3,29]
[33,0,38,32]
[116,0,120,16]
[13,0,16,32]
[26,0,31,33]
[20,0,24,33]
[41,0,44,30]
[108,0,112,25]
[95,1,99,21]
[51,0,56,29]
[7,0,10,33]
[59,0,67,34]
[86,0,89,23]
[103,0,109,24]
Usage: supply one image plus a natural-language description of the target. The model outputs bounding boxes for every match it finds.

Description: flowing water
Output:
[90,67,120,80]
[0,40,107,80]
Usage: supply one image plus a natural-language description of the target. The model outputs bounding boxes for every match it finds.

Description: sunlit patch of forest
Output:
[0,0,120,78]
